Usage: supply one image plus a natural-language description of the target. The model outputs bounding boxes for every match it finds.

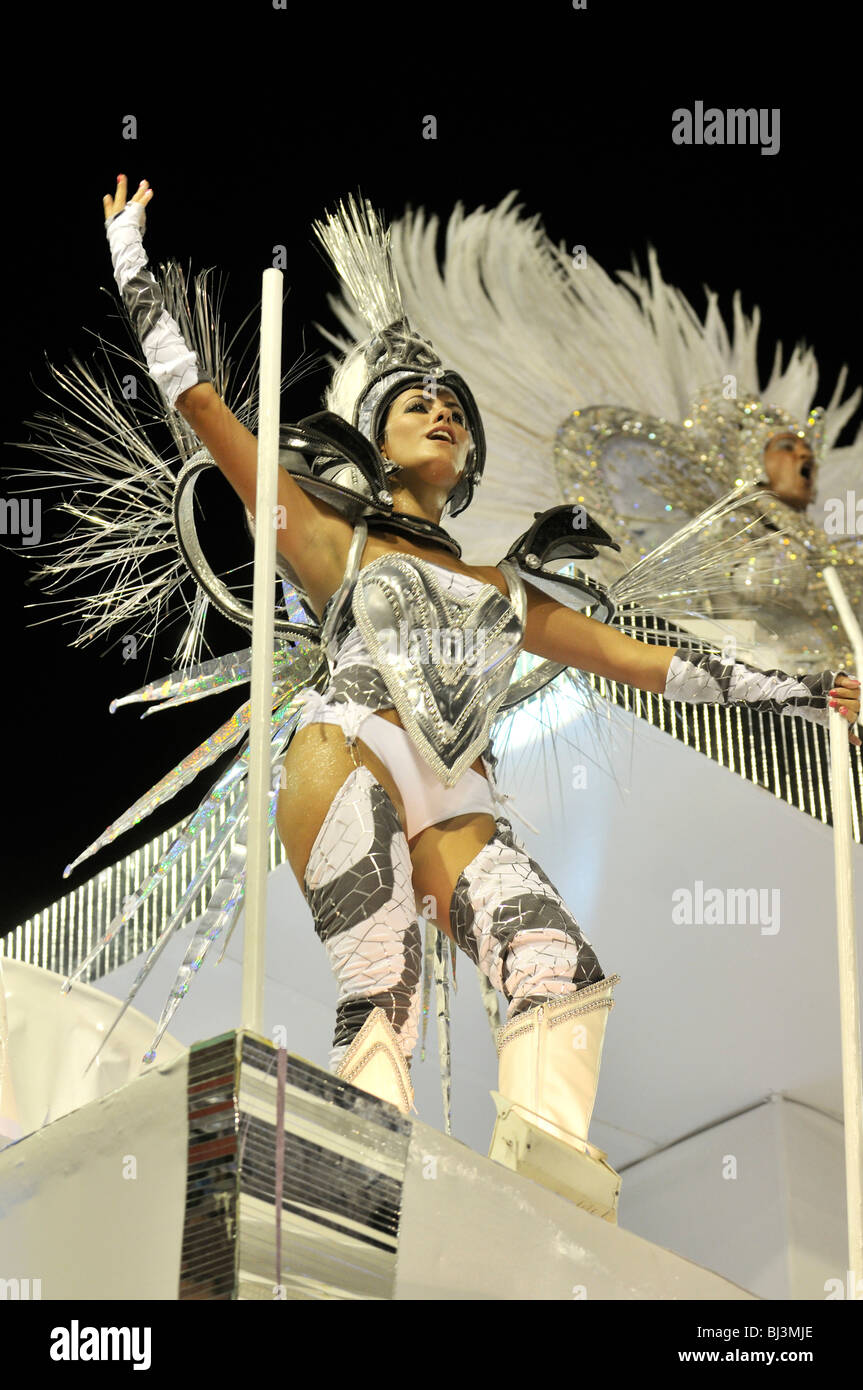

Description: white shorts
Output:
[295,702,498,841]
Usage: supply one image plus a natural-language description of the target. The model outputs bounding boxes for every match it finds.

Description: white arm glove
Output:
[105,200,210,408]
[664,648,841,729]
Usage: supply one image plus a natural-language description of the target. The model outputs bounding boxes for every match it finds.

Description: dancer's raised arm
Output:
[102,175,352,612]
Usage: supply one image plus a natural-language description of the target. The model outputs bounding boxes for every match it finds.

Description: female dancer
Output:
[101,175,860,1221]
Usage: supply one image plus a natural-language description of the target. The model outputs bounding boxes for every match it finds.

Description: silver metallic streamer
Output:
[82,797,249,1074]
[110,645,301,712]
[420,916,435,1063]
[476,969,503,1037]
[312,194,406,339]
[434,926,453,1137]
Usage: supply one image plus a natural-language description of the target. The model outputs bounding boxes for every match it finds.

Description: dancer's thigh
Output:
[409,812,498,945]
[277,723,409,887]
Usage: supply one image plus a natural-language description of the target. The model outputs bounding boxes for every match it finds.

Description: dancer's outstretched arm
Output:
[102,175,352,615]
[520,579,861,742]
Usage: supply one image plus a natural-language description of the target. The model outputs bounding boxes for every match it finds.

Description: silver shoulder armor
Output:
[279,411,395,522]
[494,505,622,713]
[502,505,619,624]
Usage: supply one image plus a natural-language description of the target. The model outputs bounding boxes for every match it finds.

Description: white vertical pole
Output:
[0,956,23,1146]
[823,565,863,1291]
[241,268,283,1035]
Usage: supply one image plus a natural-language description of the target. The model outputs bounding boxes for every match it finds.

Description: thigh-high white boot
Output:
[451,819,622,1221]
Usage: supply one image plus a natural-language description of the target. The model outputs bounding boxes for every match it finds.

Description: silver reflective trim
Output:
[320,522,368,664]
[173,451,317,638]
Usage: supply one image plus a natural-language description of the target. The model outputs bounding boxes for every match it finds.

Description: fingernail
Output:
[117,174,124,181]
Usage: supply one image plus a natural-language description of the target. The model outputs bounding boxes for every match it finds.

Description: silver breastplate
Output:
[350,553,526,786]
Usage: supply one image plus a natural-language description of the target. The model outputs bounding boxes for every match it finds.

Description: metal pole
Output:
[823,564,863,1291]
[241,268,283,1035]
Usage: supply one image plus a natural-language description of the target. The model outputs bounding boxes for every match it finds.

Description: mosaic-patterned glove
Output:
[664,649,841,728]
[104,200,210,408]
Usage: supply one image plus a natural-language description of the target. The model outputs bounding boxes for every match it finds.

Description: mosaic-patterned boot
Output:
[303,765,422,1116]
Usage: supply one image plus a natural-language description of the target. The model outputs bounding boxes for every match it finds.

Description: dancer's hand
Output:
[830,675,860,745]
[102,174,153,222]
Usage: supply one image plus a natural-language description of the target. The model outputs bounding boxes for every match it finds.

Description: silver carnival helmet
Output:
[313,196,486,517]
[353,316,485,516]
